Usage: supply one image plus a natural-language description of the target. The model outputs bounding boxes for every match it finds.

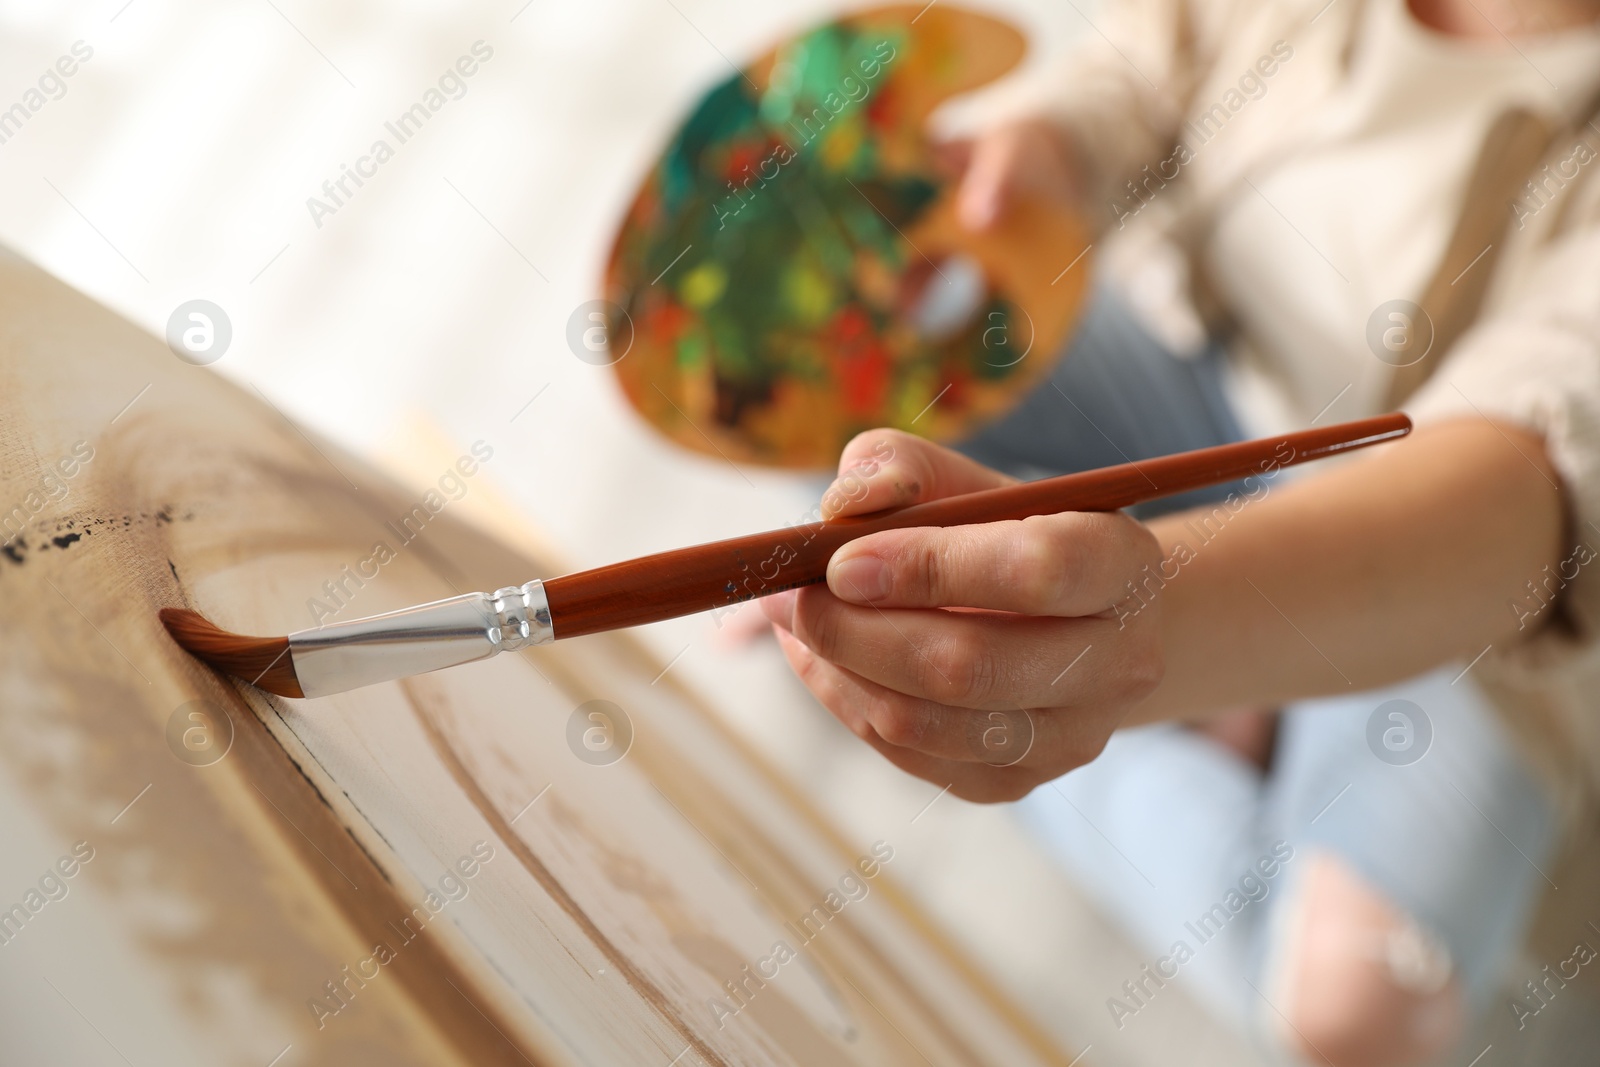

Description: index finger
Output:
[822,429,1015,520]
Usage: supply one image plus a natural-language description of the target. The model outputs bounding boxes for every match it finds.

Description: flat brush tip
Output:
[159,607,305,698]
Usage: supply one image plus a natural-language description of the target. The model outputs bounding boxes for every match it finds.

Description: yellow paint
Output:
[679,262,727,309]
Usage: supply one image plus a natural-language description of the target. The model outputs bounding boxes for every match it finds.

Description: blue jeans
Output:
[961,286,1559,1044]
[957,284,1249,517]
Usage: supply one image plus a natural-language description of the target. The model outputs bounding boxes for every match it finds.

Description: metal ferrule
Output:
[287,580,553,698]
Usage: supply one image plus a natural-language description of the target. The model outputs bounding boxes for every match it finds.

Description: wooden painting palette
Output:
[604,3,1092,470]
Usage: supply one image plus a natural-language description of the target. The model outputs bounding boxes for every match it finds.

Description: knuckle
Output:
[787,640,820,684]
[870,695,931,749]
[1126,637,1166,698]
[1124,513,1165,562]
[845,715,877,742]
[926,635,1001,705]
[1106,511,1164,573]
[1012,517,1080,613]
[905,537,945,603]
[1110,627,1166,702]
[826,692,877,742]
[791,592,843,663]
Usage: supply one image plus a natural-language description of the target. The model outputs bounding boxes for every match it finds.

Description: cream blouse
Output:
[994,0,1600,813]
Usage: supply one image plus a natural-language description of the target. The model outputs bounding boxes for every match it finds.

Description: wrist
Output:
[1121,510,1238,724]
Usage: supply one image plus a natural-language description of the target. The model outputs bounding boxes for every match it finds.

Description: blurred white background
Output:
[0,0,1094,570]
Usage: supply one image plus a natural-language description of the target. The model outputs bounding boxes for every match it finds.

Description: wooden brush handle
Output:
[542,414,1411,638]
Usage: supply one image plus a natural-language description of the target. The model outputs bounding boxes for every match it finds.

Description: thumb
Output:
[956,135,1016,231]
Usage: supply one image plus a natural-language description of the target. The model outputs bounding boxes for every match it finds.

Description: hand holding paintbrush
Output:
[161,414,1410,698]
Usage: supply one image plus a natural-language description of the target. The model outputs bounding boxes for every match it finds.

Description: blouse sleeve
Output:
[977,0,1259,229]
[1406,220,1600,677]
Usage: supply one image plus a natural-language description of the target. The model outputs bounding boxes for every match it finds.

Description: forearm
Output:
[1127,417,1568,723]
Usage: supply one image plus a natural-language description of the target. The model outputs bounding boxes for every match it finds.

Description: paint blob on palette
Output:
[604,3,1093,469]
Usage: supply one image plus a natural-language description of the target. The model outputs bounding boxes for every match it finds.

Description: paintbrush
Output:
[161,413,1410,698]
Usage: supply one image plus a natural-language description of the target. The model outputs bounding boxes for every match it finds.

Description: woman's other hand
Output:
[940,117,1086,232]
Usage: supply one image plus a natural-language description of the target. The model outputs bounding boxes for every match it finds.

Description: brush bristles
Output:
[159,608,304,698]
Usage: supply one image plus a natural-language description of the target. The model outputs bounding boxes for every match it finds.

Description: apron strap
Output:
[1384,80,1600,407]
[1381,107,1550,408]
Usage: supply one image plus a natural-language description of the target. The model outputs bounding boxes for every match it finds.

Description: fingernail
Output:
[759,588,798,630]
[830,555,888,602]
